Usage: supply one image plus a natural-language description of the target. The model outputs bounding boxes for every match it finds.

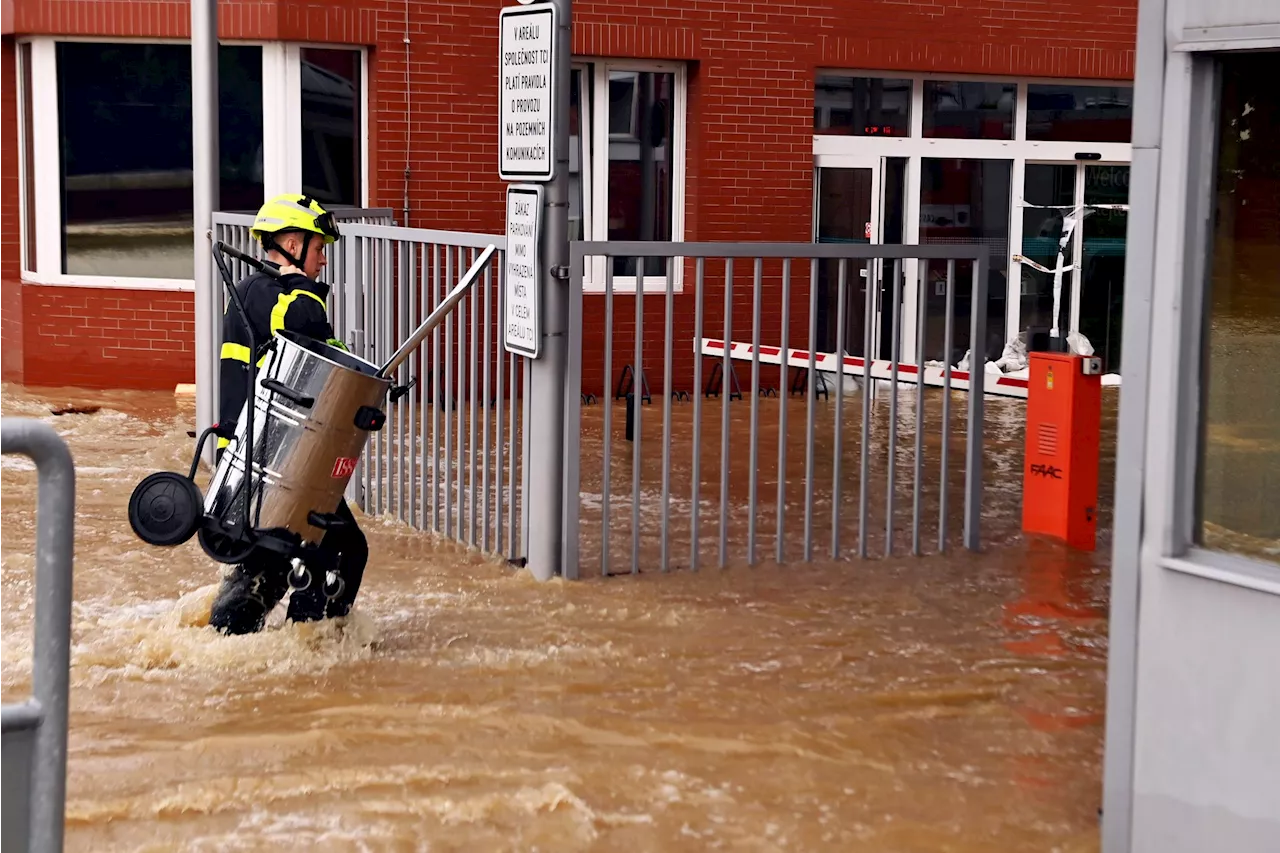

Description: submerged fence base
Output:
[1,418,76,853]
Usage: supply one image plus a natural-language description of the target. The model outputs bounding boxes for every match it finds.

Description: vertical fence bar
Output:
[964,256,987,551]
[469,247,479,547]
[508,348,517,559]
[482,258,493,552]
[495,249,507,556]
[886,258,902,557]
[831,258,847,558]
[691,258,704,572]
[431,244,442,534]
[444,247,454,538]
[939,260,955,552]
[776,258,791,565]
[913,259,927,555]
[457,247,468,543]
[747,256,762,566]
[408,243,418,526]
[367,237,378,513]
[859,259,874,558]
[660,259,675,573]
[601,262,614,576]
[631,258,643,575]
[803,258,818,562]
[419,245,429,529]
[397,241,409,523]
[718,258,733,568]
[521,357,532,560]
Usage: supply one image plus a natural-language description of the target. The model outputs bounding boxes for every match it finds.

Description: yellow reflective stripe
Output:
[220,342,267,367]
[217,437,231,449]
[270,289,328,337]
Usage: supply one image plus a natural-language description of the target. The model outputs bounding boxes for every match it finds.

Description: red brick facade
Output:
[1,0,1136,392]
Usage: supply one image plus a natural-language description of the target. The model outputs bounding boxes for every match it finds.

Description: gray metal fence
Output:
[564,242,990,579]
[207,213,530,564]
[1,419,76,853]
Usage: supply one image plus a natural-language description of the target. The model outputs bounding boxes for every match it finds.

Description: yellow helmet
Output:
[249,194,341,245]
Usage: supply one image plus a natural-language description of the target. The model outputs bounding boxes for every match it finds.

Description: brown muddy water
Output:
[2,379,1116,852]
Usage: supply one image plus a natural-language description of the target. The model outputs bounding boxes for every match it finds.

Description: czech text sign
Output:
[504,184,542,358]
[498,4,556,181]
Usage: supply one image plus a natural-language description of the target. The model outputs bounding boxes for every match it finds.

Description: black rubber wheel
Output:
[197,525,258,565]
[128,472,203,547]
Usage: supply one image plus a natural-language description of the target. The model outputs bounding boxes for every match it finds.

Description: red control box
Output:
[1022,351,1103,551]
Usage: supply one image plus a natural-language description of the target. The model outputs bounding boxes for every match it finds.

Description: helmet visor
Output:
[315,210,341,242]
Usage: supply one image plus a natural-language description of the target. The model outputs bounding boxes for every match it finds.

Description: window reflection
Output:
[1020,164,1077,347]
[56,42,263,279]
[919,158,1011,366]
[569,68,589,242]
[923,81,1015,140]
[1026,84,1133,143]
[300,48,361,207]
[814,75,912,137]
[606,70,674,279]
[1197,51,1280,564]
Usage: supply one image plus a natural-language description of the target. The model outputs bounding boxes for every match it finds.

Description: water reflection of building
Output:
[3,0,1137,391]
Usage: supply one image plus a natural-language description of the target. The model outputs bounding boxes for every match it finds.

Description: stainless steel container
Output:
[202,330,392,550]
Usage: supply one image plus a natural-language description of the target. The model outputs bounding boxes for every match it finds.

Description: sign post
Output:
[498,0,569,582]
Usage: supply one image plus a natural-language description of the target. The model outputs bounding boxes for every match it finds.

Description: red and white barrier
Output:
[697,338,1031,400]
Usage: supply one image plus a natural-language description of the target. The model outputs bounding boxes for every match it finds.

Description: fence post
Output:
[0,418,76,853]
[523,0,573,581]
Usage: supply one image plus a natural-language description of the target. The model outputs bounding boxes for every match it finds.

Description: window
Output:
[54,42,262,280]
[300,47,361,207]
[814,75,912,137]
[574,59,687,292]
[18,38,365,288]
[1026,84,1133,143]
[923,80,1016,140]
[811,72,1133,372]
[1196,50,1280,565]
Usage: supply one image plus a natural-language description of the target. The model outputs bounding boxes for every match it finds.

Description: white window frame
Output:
[813,69,1134,361]
[575,57,688,294]
[15,35,369,292]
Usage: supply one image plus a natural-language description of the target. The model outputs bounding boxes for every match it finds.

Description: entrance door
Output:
[814,155,882,361]
[1018,161,1129,372]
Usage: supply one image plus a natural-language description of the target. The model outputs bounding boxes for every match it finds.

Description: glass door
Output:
[1078,164,1128,372]
[1016,161,1129,371]
[814,155,881,359]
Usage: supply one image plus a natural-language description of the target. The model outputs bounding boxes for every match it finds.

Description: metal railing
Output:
[564,242,990,579]
[1,419,76,853]
[207,214,531,564]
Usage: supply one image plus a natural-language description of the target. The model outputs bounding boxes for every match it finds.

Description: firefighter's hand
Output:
[279,264,304,277]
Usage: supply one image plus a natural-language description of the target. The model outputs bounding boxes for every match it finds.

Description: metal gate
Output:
[563,241,992,579]
[1,419,76,853]
[207,213,530,565]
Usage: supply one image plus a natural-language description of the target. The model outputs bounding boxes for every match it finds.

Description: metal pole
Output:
[1,419,76,853]
[526,0,571,581]
[193,0,220,467]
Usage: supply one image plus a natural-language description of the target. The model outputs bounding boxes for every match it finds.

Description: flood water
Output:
[2,379,1115,852]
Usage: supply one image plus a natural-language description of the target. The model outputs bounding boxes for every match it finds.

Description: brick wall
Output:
[2,37,23,384]
[2,0,1137,394]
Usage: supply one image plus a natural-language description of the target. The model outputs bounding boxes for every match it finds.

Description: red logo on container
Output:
[331,457,358,478]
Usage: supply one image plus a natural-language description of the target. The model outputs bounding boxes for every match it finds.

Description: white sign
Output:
[498,4,556,181]
[504,185,542,358]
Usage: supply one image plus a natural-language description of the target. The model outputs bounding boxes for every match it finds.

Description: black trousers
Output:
[208,498,368,636]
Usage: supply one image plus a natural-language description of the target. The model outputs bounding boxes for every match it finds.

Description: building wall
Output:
[1,0,1136,392]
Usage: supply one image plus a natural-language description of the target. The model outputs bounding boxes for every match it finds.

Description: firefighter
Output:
[207,194,368,636]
